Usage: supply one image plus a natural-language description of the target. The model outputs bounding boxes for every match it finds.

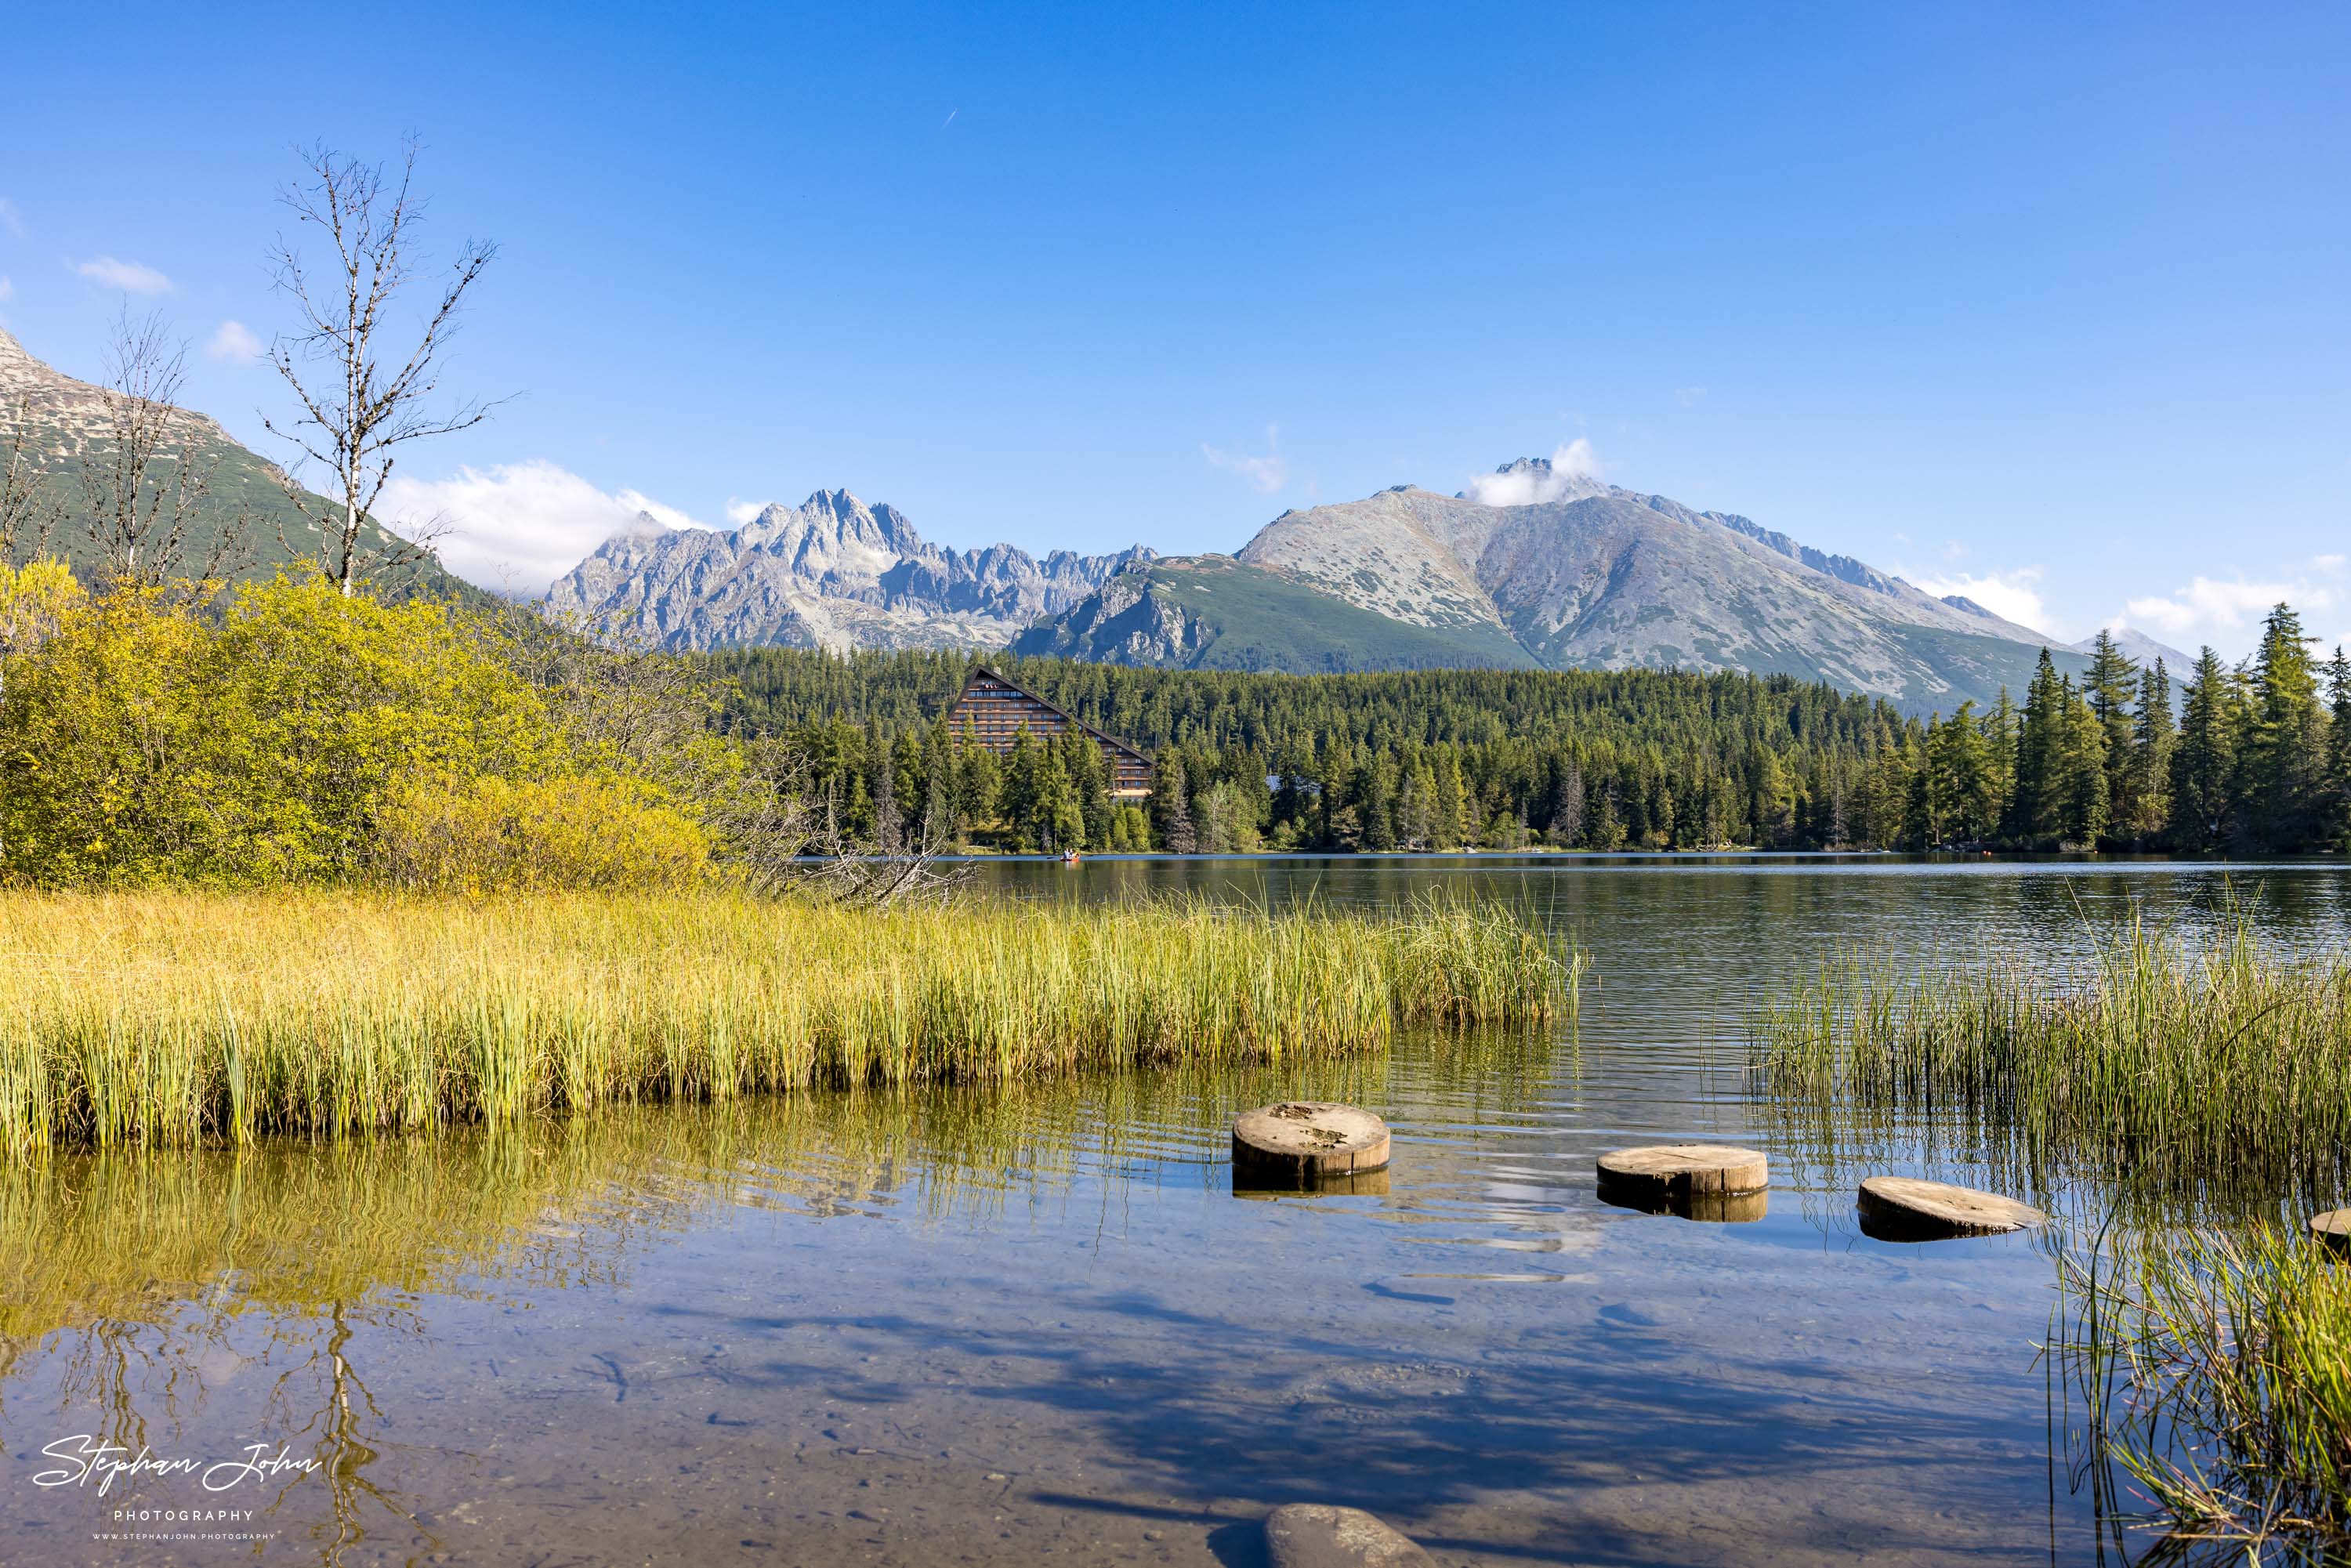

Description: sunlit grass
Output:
[1748,922,2351,1204]
[0,888,1575,1157]
[2055,1225,2351,1557]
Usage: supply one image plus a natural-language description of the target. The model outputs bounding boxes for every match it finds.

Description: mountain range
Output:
[546,490,1150,651]
[1013,458,2186,710]
[549,453,2181,713]
[2,325,2183,716]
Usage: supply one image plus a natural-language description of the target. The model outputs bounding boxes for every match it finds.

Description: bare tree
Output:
[76,308,250,589]
[0,390,61,567]
[265,139,499,596]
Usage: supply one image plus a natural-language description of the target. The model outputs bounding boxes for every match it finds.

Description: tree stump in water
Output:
[1858,1176,2044,1240]
[1232,1103,1390,1184]
[1596,1144,1769,1208]
[1263,1504,1435,1568]
[2311,1209,2351,1255]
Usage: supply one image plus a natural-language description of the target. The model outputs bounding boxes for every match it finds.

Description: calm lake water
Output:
[6,856,2349,1566]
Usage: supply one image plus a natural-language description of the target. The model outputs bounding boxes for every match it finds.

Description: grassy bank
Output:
[0,889,1572,1157]
[2057,1226,2351,1555]
[1748,923,2351,1201]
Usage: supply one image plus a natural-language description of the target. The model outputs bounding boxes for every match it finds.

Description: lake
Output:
[5,856,2347,1566]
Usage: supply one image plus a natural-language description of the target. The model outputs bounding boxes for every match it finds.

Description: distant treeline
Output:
[701,607,2351,856]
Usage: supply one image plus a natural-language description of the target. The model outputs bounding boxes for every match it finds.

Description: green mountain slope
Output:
[1006,556,1541,674]
[0,326,471,599]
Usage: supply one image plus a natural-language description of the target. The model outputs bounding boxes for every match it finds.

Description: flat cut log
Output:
[1233,1103,1391,1182]
[1596,1143,1769,1206]
[1857,1176,2044,1240]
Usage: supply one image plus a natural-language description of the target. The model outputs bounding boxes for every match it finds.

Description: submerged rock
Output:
[1263,1503,1436,1568]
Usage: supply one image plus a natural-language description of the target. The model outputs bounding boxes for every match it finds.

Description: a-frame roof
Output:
[951,664,1153,764]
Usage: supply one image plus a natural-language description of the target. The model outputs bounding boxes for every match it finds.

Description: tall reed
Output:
[1748,922,2351,1203]
[0,888,1572,1157]
[2055,1225,2351,1557]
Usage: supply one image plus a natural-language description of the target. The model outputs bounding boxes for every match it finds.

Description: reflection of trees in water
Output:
[0,1033,1563,1557]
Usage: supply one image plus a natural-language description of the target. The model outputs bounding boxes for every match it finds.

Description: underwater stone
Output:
[1264,1503,1436,1568]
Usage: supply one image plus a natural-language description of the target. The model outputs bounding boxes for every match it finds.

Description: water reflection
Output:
[1,860,2346,1566]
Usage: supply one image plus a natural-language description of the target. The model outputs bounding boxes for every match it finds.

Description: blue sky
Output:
[4,2,2346,654]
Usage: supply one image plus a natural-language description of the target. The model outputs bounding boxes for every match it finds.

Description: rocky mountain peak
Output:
[545,487,1150,654]
[1459,454,1610,509]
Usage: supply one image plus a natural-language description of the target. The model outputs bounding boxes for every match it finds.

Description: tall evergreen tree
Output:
[2009,651,2069,844]
[2054,676,2110,846]
[2084,630,2139,833]
[2243,603,2324,849]
[2324,644,2351,849]
[2170,647,2238,851]
[2126,658,2175,843]
[1149,747,1195,853]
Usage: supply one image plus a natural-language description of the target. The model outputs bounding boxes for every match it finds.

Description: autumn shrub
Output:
[0,574,708,889]
[371,773,710,893]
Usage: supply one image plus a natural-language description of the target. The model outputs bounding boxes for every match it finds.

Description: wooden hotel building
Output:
[947,666,1154,800]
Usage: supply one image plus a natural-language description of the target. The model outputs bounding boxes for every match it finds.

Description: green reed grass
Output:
[0,888,1574,1157]
[1748,922,2351,1203]
[2055,1225,2351,1558]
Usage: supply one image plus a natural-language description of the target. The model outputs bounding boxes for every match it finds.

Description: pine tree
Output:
[2126,659,2175,843]
[2055,677,2109,847]
[2170,647,2237,851]
[2010,651,2069,844]
[1549,759,1586,847]
[1925,701,1996,843]
[2085,630,2139,831]
[2244,603,2324,849]
[1984,686,2019,831]
[2324,644,2351,849]
[1149,747,1195,853]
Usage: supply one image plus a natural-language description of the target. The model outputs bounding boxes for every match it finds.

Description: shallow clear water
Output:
[5,856,2348,1566]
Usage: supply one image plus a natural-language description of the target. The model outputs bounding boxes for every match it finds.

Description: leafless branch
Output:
[74,306,248,596]
[264,138,504,596]
[0,390,61,566]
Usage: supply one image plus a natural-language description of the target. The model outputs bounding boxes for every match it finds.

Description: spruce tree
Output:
[2128,658,2175,843]
[1148,746,1194,853]
[2244,603,2324,849]
[2169,647,2237,851]
[2085,630,2139,830]
[2010,651,2067,844]
[2324,644,2351,849]
[2056,677,2110,846]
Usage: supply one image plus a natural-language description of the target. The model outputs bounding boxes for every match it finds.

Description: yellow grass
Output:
[0,888,1573,1157]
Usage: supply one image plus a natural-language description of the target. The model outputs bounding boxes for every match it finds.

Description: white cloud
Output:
[1203,425,1288,494]
[1908,567,2058,637]
[71,255,174,295]
[725,498,773,525]
[1467,439,1599,506]
[205,320,262,363]
[1672,386,1706,408]
[0,199,21,239]
[375,459,705,596]
[2125,576,2337,639]
[0,276,12,303]
[2316,553,2346,575]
